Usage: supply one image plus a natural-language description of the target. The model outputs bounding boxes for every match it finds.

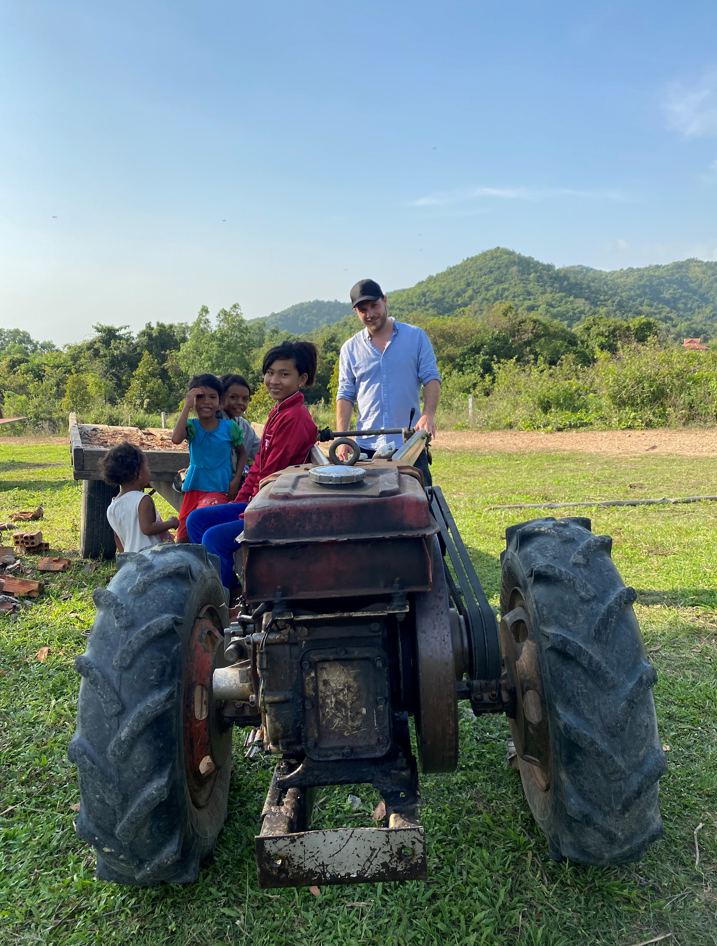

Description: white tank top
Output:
[106,491,162,554]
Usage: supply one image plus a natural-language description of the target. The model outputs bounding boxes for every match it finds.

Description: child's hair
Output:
[187,373,222,397]
[100,441,143,487]
[220,373,252,396]
[262,340,317,386]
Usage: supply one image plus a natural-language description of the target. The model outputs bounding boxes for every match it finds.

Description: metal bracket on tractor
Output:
[70,425,667,889]
[255,762,426,887]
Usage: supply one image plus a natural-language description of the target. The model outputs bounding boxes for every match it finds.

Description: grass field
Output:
[0,441,715,946]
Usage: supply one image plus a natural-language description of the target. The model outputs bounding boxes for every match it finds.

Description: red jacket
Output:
[234,391,317,503]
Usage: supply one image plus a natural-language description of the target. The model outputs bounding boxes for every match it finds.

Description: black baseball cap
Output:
[350,278,384,308]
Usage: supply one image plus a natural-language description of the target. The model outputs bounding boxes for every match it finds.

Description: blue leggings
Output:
[186,502,248,590]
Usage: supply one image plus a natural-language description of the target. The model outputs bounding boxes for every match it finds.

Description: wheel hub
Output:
[499,600,551,791]
[184,617,232,807]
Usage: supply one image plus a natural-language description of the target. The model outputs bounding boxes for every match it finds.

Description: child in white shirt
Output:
[100,442,179,553]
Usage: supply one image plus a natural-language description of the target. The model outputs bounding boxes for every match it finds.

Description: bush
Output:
[439,344,717,432]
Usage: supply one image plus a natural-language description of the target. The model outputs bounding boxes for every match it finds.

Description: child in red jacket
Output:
[186,340,318,592]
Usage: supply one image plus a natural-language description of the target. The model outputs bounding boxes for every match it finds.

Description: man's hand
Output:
[336,442,352,462]
[164,516,180,530]
[414,413,437,439]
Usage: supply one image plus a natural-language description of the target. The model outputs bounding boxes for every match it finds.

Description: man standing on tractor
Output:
[335,278,441,484]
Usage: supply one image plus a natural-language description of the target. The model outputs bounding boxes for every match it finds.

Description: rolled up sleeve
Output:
[336,345,357,403]
[416,333,441,386]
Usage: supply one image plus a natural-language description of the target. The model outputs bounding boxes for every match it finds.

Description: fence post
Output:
[468,395,475,423]
[161,412,167,429]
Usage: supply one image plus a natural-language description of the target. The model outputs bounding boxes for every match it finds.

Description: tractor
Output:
[69,428,666,887]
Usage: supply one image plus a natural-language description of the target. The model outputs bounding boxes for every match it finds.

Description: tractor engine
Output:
[216,454,502,886]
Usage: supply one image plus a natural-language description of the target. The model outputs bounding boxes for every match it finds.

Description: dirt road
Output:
[432,428,717,456]
[6,428,717,457]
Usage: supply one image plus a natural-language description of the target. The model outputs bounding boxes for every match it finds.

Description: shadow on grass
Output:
[0,479,74,493]
[636,588,717,607]
[0,460,63,473]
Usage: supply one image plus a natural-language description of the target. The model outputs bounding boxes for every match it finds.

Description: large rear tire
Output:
[500,516,667,865]
[69,543,232,885]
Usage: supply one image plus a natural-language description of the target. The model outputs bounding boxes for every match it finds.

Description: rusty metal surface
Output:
[256,825,427,887]
[414,536,459,773]
[183,618,232,808]
[301,646,391,760]
[500,605,552,790]
[243,537,433,603]
[213,660,255,702]
[243,461,436,543]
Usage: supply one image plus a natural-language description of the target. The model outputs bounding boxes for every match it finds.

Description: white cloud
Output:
[664,68,717,138]
[411,185,629,208]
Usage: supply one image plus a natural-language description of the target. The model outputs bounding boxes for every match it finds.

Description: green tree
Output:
[125,352,173,411]
[244,383,274,422]
[69,325,140,400]
[177,305,253,378]
[0,328,55,356]
[328,358,340,405]
[61,372,108,415]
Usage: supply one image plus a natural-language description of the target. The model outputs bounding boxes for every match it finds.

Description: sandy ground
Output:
[432,428,717,456]
[5,428,717,456]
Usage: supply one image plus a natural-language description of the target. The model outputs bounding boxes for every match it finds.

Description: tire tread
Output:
[502,515,665,865]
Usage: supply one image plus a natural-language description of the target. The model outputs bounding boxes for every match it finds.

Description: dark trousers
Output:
[186,502,248,590]
[362,444,432,486]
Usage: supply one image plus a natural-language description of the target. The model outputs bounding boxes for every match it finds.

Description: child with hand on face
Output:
[101,442,179,553]
[187,341,319,595]
[171,373,247,542]
[219,374,261,465]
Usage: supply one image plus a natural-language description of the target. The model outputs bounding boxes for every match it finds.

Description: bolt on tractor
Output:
[70,428,667,887]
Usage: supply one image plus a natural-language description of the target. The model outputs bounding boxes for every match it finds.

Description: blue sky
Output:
[2,0,717,344]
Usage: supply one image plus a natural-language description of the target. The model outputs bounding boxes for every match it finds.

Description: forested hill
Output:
[256,249,717,339]
[386,249,717,339]
[258,299,352,334]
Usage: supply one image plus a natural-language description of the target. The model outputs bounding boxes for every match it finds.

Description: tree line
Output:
[0,301,710,434]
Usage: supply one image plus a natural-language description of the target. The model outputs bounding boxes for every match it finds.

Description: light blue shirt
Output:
[336,320,441,450]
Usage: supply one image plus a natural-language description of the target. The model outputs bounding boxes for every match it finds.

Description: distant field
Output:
[434,427,717,457]
[0,441,715,946]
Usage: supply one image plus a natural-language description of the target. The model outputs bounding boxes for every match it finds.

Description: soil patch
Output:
[433,428,717,456]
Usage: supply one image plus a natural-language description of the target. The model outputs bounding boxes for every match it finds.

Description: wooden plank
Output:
[79,448,188,475]
[0,417,29,426]
[68,413,84,472]
[145,452,189,473]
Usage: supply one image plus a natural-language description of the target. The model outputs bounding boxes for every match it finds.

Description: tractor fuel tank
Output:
[241,460,438,603]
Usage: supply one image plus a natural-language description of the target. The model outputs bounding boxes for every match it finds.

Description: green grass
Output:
[0,442,715,946]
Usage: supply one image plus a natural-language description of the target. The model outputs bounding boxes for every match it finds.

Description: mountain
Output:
[386,248,717,338]
[257,299,352,335]
[252,250,717,340]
